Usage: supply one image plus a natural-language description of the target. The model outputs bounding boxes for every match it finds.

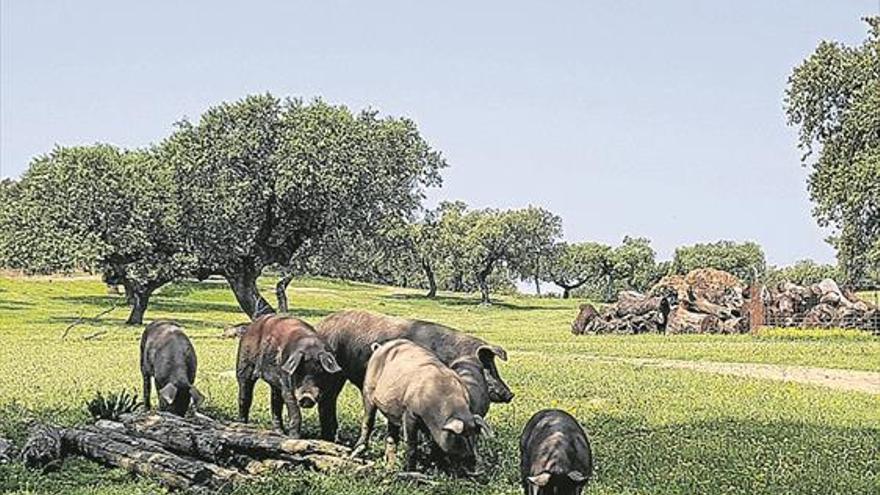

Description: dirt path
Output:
[618,357,880,394]
[515,351,880,394]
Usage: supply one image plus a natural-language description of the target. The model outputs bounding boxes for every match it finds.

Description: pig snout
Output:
[487,377,515,403]
[297,395,316,408]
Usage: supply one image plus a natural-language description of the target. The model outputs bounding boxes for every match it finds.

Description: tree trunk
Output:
[123,280,161,326]
[226,264,274,319]
[605,274,615,302]
[534,274,541,296]
[423,260,437,298]
[477,269,491,305]
[275,272,295,313]
[562,287,571,299]
[452,272,464,292]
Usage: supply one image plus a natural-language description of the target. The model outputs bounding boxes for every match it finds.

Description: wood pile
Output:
[22,412,370,491]
[572,268,879,335]
[765,278,878,330]
[571,268,748,335]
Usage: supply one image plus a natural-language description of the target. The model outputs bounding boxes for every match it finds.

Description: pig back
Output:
[316,310,487,387]
[520,409,593,481]
[365,339,470,420]
[141,321,197,383]
[236,315,322,377]
[316,310,413,387]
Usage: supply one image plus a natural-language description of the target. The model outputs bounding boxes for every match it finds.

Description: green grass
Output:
[0,275,878,494]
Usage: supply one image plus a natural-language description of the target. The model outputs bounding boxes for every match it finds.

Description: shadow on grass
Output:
[582,414,879,495]
[0,300,33,311]
[383,293,569,311]
[1,402,876,494]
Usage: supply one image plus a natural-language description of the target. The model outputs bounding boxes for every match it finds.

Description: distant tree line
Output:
[4,36,879,326]
[0,95,445,323]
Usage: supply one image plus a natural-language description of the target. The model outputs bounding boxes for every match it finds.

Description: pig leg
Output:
[351,397,377,458]
[270,386,285,433]
[141,373,152,410]
[280,384,302,439]
[384,422,401,469]
[237,376,256,423]
[318,375,345,441]
[403,411,420,471]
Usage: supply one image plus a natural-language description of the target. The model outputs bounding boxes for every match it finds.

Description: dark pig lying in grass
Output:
[520,409,593,495]
[315,310,513,440]
[352,339,492,473]
[236,314,341,438]
[140,321,204,416]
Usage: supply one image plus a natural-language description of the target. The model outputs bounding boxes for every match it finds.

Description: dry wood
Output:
[665,307,721,334]
[62,425,243,490]
[21,423,63,470]
[25,412,368,490]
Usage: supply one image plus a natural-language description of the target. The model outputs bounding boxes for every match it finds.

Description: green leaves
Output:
[785,17,880,286]
[672,241,766,282]
[166,95,446,277]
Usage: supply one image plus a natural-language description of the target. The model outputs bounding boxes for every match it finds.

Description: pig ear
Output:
[281,351,303,375]
[190,386,205,408]
[319,352,342,374]
[568,470,587,483]
[442,418,465,435]
[474,415,494,438]
[159,383,177,404]
[527,472,552,487]
[476,344,508,362]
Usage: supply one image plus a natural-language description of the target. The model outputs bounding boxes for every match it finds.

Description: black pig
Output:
[140,321,204,416]
[520,409,593,495]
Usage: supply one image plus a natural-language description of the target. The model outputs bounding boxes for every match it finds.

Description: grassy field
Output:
[0,275,878,494]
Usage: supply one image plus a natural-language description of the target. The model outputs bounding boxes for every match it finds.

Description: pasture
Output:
[0,275,878,494]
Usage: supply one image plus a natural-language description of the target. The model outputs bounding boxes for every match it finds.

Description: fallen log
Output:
[61,425,242,491]
[615,291,670,319]
[666,307,721,334]
[681,289,734,319]
[571,304,599,335]
[21,423,62,471]
[21,413,369,490]
[118,412,365,472]
[0,436,13,464]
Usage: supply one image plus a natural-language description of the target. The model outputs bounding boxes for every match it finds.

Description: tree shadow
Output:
[580,414,879,494]
[383,293,568,311]
[0,300,33,311]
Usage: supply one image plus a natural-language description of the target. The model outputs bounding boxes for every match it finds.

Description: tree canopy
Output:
[544,242,613,299]
[507,207,563,295]
[164,94,445,317]
[764,259,840,287]
[785,16,880,287]
[0,145,188,323]
[672,240,766,282]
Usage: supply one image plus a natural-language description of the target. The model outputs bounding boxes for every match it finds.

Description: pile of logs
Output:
[765,278,878,330]
[21,412,369,490]
[571,268,749,335]
[572,268,879,335]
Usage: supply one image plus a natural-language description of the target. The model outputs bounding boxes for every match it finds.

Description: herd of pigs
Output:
[140,310,594,494]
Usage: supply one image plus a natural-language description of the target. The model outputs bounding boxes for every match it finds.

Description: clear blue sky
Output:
[2,1,877,266]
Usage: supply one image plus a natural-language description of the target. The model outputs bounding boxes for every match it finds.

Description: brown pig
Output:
[236,315,341,438]
[140,321,204,416]
[520,409,593,495]
[352,339,492,473]
[315,310,512,441]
